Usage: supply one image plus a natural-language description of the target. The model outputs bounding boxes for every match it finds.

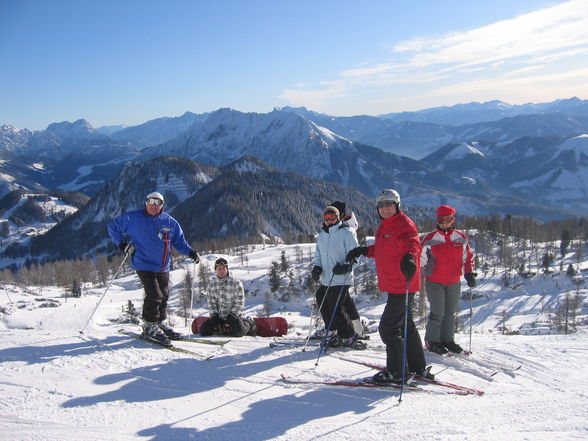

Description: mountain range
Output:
[0,97,587,268]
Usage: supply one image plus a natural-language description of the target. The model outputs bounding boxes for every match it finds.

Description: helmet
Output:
[146,191,164,204]
[377,189,400,207]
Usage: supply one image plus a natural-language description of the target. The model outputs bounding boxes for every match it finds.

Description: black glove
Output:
[345,246,368,263]
[465,272,477,287]
[400,254,416,281]
[311,266,322,282]
[118,242,135,256]
[332,263,353,275]
[189,249,200,263]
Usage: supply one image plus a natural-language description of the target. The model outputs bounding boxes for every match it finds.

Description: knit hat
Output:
[323,206,340,218]
[437,205,456,217]
[330,201,346,218]
[214,257,228,268]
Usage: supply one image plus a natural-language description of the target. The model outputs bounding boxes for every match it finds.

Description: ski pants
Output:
[379,292,426,377]
[316,284,355,339]
[200,313,247,337]
[137,270,170,323]
[424,280,461,343]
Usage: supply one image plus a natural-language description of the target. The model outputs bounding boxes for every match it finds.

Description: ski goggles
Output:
[437,215,455,224]
[377,200,396,208]
[323,214,338,222]
[146,197,163,206]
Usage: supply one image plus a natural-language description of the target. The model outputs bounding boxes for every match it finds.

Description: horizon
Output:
[1,0,587,130]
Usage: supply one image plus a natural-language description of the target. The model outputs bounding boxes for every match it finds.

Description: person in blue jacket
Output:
[108,191,199,346]
[311,205,365,349]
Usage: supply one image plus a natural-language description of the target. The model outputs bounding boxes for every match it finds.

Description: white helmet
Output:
[146,191,164,204]
[377,189,400,207]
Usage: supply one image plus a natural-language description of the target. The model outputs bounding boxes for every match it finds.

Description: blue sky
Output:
[1,0,587,130]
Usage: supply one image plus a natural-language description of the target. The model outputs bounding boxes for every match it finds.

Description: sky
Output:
[1,0,588,130]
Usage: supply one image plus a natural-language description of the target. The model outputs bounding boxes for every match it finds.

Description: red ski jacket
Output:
[420,228,474,285]
[366,212,421,294]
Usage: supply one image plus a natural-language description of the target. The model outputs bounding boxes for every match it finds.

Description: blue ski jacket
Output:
[108,209,193,273]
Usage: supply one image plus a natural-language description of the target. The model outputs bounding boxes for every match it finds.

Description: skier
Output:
[421,205,476,354]
[329,200,367,339]
[346,189,432,384]
[199,257,249,337]
[311,205,366,349]
[108,191,200,346]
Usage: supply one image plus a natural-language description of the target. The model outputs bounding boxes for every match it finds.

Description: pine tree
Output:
[280,250,289,274]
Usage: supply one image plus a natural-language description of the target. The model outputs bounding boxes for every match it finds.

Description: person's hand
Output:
[345,246,368,262]
[332,263,353,275]
[465,272,477,287]
[189,250,200,263]
[118,242,135,256]
[400,254,416,281]
[311,266,322,282]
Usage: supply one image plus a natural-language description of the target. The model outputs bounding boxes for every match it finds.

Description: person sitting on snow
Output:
[200,257,249,337]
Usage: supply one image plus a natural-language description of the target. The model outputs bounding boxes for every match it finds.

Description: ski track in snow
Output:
[1,271,588,440]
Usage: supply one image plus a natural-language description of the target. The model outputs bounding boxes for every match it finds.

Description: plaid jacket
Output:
[206,273,244,319]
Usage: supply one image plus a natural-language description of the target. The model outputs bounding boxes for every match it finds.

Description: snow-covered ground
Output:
[1,244,587,441]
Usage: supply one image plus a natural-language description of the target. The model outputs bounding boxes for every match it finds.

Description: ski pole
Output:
[398,279,410,404]
[468,287,473,354]
[79,253,130,335]
[305,272,334,352]
[302,285,327,352]
[189,260,196,336]
[315,273,347,366]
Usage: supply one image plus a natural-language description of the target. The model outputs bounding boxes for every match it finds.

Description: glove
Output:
[189,249,200,263]
[345,246,368,263]
[332,263,353,275]
[311,266,322,282]
[465,272,477,287]
[118,242,135,256]
[400,254,416,281]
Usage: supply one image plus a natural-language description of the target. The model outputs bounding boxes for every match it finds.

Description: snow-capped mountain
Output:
[46,119,109,145]
[110,111,210,147]
[25,156,383,265]
[0,189,87,269]
[28,157,219,263]
[282,101,588,158]
[139,108,450,198]
[379,96,588,125]
[421,134,588,216]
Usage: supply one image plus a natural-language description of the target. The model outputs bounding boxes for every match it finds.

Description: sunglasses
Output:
[377,200,396,208]
[438,215,455,224]
[146,197,163,206]
[323,214,338,222]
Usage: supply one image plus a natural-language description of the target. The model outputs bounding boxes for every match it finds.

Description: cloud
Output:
[280,0,588,111]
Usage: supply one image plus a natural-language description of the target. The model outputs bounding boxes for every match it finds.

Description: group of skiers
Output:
[307,190,475,386]
[107,188,476,386]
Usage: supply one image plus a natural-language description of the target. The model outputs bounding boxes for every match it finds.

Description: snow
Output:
[1,243,588,441]
[444,143,485,161]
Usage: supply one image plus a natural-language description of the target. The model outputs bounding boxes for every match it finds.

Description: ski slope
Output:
[1,245,587,441]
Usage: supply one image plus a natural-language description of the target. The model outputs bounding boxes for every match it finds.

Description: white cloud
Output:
[281,0,588,112]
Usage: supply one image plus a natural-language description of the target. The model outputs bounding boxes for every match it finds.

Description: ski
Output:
[176,336,231,346]
[279,374,469,395]
[331,354,485,396]
[118,330,214,360]
[269,338,320,348]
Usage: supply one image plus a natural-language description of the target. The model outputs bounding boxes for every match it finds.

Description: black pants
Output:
[200,313,246,337]
[137,270,170,323]
[379,293,426,377]
[316,285,355,339]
